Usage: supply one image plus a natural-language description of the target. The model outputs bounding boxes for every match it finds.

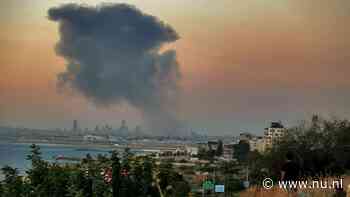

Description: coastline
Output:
[0,141,121,150]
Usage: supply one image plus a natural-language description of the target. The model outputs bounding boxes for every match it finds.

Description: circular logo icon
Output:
[262,178,273,189]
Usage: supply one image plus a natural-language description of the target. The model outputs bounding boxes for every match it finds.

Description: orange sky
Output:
[1,0,350,134]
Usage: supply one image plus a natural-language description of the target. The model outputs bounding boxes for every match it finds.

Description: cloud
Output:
[48,3,183,135]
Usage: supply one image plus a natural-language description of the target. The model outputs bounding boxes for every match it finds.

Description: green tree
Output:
[111,151,121,197]
[143,157,154,186]
[157,161,190,197]
[218,161,240,175]
[67,170,86,197]
[172,180,191,197]
[1,165,25,197]
[233,141,250,163]
[131,159,144,196]
[119,148,137,197]
[26,144,49,195]
[97,154,109,163]
[137,157,154,196]
[215,140,224,156]
[197,147,215,161]
[0,182,3,197]
[42,164,70,197]
[225,176,244,194]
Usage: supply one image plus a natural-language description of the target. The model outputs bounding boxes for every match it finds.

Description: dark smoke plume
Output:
[48,3,183,135]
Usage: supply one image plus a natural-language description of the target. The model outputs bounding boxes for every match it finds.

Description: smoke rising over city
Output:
[48,3,182,135]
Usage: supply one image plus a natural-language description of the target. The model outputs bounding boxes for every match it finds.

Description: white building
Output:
[239,132,253,142]
[249,136,265,153]
[263,121,286,150]
[223,144,235,160]
[238,132,265,153]
[185,146,199,156]
[83,135,106,142]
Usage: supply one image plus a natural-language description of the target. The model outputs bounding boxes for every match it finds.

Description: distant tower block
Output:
[73,120,78,131]
[121,120,126,128]
[118,120,129,135]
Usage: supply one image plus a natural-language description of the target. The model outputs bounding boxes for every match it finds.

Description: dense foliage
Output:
[0,145,190,197]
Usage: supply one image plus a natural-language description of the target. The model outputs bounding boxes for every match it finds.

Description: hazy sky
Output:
[1,0,350,135]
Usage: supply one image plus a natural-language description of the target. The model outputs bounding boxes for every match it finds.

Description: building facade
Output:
[223,144,235,160]
[263,121,286,150]
[249,136,265,153]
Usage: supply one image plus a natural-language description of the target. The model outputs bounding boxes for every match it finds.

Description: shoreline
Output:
[0,140,183,152]
[0,141,120,150]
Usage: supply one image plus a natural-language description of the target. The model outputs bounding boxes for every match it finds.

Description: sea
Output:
[0,142,117,177]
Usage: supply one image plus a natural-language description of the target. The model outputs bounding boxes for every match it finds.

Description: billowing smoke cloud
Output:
[48,3,183,135]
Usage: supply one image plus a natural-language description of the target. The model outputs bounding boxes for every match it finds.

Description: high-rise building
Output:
[117,120,129,136]
[263,121,286,150]
[73,120,78,132]
[121,120,127,129]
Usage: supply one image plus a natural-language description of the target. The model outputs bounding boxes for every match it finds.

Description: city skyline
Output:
[1,0,350,135]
